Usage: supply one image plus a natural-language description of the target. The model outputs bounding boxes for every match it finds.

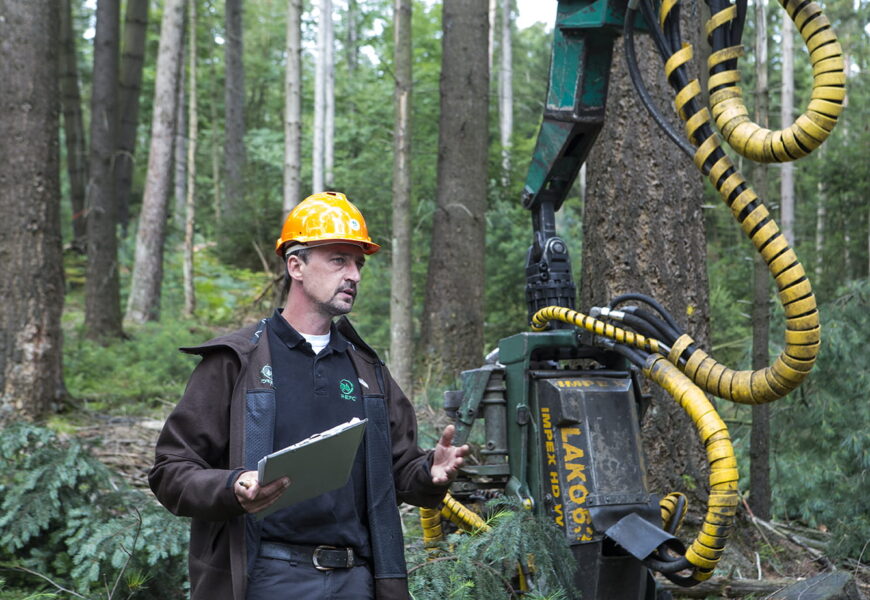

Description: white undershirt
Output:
[301,331,331,355]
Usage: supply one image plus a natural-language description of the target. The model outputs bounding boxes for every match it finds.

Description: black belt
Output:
[259,541,366,570]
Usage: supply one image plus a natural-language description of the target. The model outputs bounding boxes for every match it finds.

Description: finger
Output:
[439,424,456,446]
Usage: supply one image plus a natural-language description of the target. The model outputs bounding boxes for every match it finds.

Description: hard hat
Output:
[275,191,380,256]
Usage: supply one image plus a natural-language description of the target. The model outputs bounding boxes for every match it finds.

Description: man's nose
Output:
[346,263,362,283]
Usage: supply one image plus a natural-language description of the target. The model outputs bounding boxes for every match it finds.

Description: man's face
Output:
[292,243,366,317]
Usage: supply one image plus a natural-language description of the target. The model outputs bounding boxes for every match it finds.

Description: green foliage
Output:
[770,279,870,559]
[64,318,211,410]
[0,423,189,599]
[407,498,577,600]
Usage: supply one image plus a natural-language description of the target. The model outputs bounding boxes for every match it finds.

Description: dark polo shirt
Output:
[261,310,370,558]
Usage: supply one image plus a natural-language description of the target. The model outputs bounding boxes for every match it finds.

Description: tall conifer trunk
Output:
[283,0,303,214]
[749,0,771,520]
[114,0,149,238]
[0,0,66,420]
[390,0,414,393]
[183,0,198,318]
[84,0,123,340]
[582,33,710,504]
[421,0,490,377]
[59,0,88,249]
[221,0,246,247]
[126,0,185,323]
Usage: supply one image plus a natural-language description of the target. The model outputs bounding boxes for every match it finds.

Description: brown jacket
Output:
[149,317,446,600]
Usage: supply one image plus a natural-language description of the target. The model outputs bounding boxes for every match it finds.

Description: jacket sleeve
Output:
[148,350,247,521]
[385,366,450,508]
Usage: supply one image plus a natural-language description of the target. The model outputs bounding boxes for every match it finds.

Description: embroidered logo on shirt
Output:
[339,379,356,401]
[260,365,273,387]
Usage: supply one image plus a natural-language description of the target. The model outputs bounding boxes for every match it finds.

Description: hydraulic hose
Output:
[706,0,846,162]
[419,492,491,547]
[653,0,825,404]
[530,306,666,355]
[643,356,739,583]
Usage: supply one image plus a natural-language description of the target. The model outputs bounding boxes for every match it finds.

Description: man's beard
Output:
[317,285,356,317]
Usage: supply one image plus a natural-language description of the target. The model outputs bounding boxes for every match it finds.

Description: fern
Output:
[407,497,577,600]
[0,423,189,599]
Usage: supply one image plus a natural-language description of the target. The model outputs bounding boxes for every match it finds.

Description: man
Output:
[149,191,468,600]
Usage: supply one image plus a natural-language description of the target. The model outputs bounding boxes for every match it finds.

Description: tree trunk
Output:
[221,0,245,244]
[390,0,414,394]
[325,0,335,188]
[114,0,149,238]
[183,0,198,319]
[0,0,66,421]
[283,0,303,214]
[749,0,771,521]
[421,0,490,378]
[209,38,223,224]
[84,0,123,341]
[126,0,185,323]
[498,0,512,186]
[59,0,88,249]
[488,0,496,73]
[581,33,710,504]
[780,16,795,246]
[815,181,825,286]
[312,0,330,192]
[174,55,188,227]
[346,0,358,75]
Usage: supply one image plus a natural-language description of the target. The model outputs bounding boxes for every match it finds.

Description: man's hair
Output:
[281,246,312,297]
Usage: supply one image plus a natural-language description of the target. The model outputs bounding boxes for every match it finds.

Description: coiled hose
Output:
[420,492,490,548]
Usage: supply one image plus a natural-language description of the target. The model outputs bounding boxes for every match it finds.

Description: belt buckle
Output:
[312,545,352,571]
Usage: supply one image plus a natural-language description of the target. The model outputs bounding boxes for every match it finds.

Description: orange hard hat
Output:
[275,191,380,256]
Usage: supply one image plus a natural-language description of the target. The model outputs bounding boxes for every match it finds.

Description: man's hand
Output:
[431,424,470,485]
[234,471,290,514]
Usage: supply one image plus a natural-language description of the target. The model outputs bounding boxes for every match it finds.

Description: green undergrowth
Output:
[406,497,577,600]
[0,423,189,599]
[62,245,273,414]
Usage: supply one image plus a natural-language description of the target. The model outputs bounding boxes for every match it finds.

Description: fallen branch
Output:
[656,575,797,598]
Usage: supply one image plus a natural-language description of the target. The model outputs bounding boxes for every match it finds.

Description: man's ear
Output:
[286,255,305,282]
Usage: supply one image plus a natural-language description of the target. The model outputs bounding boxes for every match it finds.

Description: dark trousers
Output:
[246,554,374,600]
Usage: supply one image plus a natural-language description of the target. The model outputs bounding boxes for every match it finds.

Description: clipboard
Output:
[255,417,367,519]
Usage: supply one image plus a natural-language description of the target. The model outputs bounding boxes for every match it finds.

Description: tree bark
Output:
[498,0,512,185]
[59,0,88,249]
[84,0,123,341]
[390,0,414,394]
[581,33,710,504]
[114,0,149,238]
[0,0,66,421]
[126,0,185,323]
[780,16,795,246]
[221,0,246,242]
[283,0,303,214]
[421,0,490,378]
[346,0,358,75]
[174,54,188,227]
[312,0,330,192]
[183,0,198,319]
[749,0,771,520]
[815,180,825,286]
[325,0,335,188]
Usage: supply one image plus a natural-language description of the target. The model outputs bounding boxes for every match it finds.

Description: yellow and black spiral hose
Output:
[522,0,844,582]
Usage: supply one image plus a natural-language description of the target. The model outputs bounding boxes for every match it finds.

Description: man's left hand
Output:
[431,424,470,485]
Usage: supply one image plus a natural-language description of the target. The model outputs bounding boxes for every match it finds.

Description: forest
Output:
[0,0,868,598]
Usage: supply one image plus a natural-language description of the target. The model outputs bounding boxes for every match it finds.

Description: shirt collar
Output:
[270,308,349,353]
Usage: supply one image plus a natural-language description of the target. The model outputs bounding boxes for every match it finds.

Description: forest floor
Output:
[72,410,869,599]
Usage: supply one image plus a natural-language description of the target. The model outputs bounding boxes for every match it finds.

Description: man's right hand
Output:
[234,471,290,514]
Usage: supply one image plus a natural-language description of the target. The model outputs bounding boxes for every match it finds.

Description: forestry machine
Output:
[421,0,845,597]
